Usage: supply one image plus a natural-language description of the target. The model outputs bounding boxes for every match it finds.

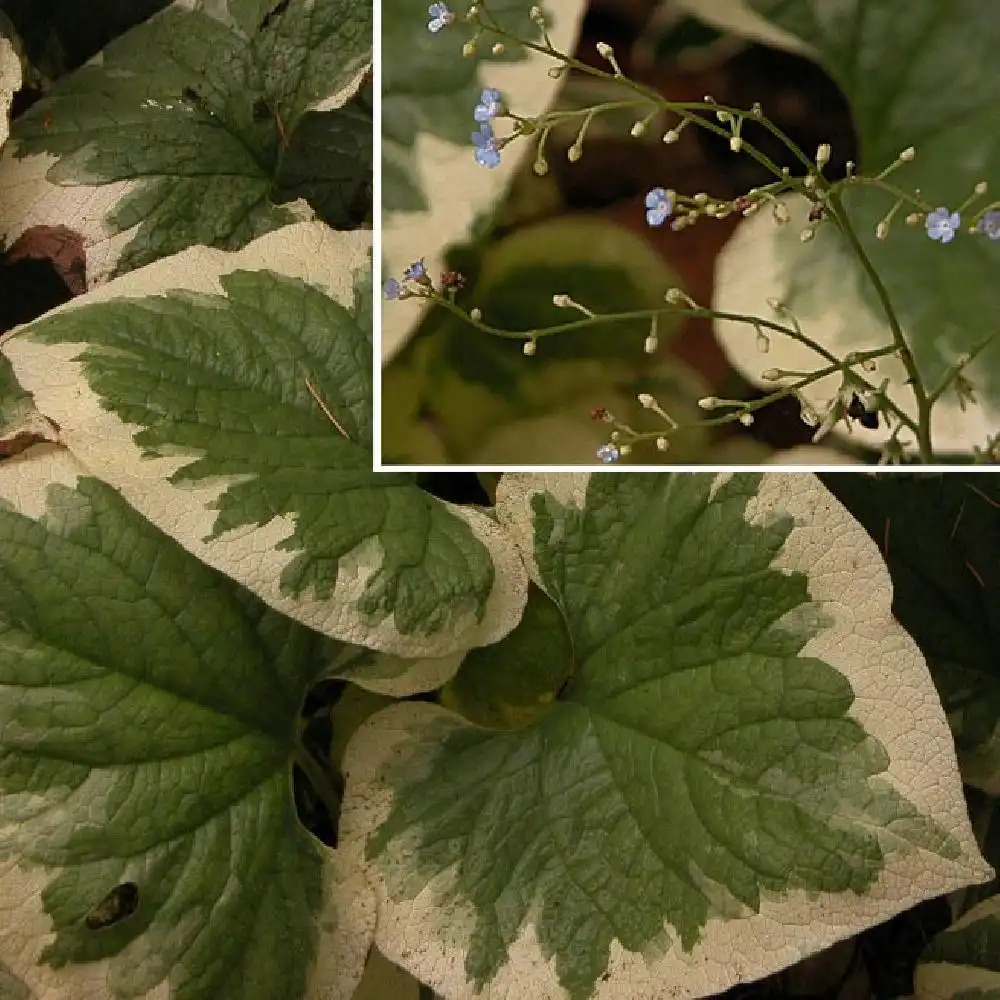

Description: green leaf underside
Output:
[819,474,1000,767]
[749,0,1000,400]
[0,472,330,1000]
[381,0,541,213]
[367,473,960,1000]
[20,268,496,637]
[9,0,371,274]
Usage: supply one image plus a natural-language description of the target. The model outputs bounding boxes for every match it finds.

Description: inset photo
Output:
[380,0,1000,467]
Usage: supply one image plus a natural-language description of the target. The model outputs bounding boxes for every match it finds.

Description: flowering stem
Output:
[926,329,1000,406]
[628,354,919,441]
[434,292,842,359]
[472,3,794,184]
[824,190,934,461]
[844,175,933,212]
[429,295,917,436]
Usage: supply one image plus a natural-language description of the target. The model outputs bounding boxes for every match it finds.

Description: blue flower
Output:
[645,187,673,227]
[976,210,1000,240]
[474,88,503,123]
[596,443,620,464]
[926,207,961,244]
[427,2,454,32]
[383,278,402,300]
[403,258,426,281]
[472,123,501,169]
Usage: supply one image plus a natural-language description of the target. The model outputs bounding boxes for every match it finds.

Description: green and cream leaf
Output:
[0,0,371,284]
[0,443,374,1000]
[342,471,991,1000]
[328,645,467,698]
[1,222,528,657]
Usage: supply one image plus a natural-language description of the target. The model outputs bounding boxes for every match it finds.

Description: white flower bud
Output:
[470,307,482,321]
[644,335,658,354]
[698,396,719,410]
[739,412,754,426]
[491,42,504,54]
[799,403,820,428]
[730,136,743,153]
[630,120,646,137]
[656,436,669,452]
[899,146,915,161]
[619,444,632,456]
[638,393,656,409]
[815,143,831,168]
[596,41,613,59]
[875,221,889,240]
[663,128,680,144]
[523,339,536,356]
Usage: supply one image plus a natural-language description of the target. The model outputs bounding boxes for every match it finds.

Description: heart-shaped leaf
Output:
[0,443,374,1000]
[342,471,991,1000]
[1,222,528,656]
